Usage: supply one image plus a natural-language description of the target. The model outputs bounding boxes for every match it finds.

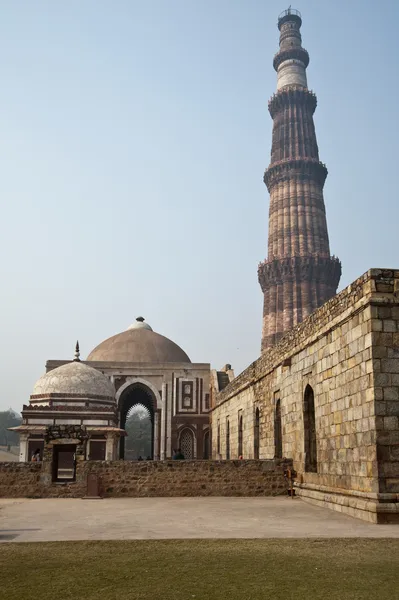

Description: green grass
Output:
[1,539,398,600]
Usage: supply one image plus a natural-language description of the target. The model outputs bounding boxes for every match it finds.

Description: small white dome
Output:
[127,317,153,331]
[31,361,115,399]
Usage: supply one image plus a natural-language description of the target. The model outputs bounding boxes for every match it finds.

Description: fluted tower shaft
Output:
[258,9,341,352]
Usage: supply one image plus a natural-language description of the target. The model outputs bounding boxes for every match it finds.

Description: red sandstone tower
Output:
[258,8,341,352]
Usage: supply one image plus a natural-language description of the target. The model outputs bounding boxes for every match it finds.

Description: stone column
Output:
[114,437,119,460]
[105,433,114,461]
[160,383,167,460]
[166,381,173,459]
[153,411,159,459]
[19,433,28,462]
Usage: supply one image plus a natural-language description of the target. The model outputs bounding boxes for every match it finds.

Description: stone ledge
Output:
[296,481,399,502]
[295,484,399,524]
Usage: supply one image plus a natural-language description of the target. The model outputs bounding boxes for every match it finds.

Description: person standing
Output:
[31,448,41,462]
[172,448,185,460]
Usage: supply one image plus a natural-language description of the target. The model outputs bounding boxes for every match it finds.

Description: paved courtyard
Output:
[1,497,399,542]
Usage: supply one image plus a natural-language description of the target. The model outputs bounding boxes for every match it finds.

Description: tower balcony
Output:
[264,158,328,192]
[273,47,310,71]
[277,8,302,29]
[268,86,317,118]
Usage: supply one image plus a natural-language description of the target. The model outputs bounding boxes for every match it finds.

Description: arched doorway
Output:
[275,399,283,459]
[304,384,317,472]
[203,430,210,459]
[238,415,243,457]
[254,407,260,459]
[119,383,156,460]
[226,419,230,460]
[179,428,195,459]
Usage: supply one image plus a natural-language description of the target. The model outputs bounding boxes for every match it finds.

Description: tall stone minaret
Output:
[258,8,341,352]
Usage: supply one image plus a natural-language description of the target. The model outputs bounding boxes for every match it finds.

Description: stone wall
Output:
[212,269,399,523]
[0,459,291,499]
[0,463,42,497]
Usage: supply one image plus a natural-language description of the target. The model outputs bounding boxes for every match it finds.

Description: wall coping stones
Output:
[214,269,399,408]
[0,459,293,499]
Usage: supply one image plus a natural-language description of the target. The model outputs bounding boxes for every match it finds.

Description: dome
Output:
[31,361,115,399]
[87,324,191,364]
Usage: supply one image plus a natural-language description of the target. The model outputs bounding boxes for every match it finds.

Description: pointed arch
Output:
[203,430,210,459]
[118,382,156,459]
[254,407,260,459]
[179,427,195,459]
[115,378,162,410]
[275,399,283,459]
[304,384,317,472]
[238,414,243,458]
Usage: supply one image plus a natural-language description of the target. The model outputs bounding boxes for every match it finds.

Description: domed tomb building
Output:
[15,318,211,463]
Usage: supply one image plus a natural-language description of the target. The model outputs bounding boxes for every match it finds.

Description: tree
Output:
[0,410,22,447]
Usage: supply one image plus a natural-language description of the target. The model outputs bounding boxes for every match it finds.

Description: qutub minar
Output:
[258,8,341,351]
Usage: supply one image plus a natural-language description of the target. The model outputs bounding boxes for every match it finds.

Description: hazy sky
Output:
[1,0,398,412]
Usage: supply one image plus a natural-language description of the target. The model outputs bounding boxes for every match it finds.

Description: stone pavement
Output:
[1,497,399,542]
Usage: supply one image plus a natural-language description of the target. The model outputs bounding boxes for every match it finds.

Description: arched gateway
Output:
[119,383,157,460]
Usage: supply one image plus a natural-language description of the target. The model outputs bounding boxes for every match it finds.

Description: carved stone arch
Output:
[178,426,196,459]
[115,377,162,410]
[116,378,162,460]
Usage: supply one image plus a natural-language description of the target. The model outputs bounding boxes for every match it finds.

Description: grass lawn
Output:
[1,539,398,600]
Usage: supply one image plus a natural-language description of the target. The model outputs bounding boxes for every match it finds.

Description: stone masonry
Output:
[212,269,399,523]
[259,9,340,352]
[0,459,291,499]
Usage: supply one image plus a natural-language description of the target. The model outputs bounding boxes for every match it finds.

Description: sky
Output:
[0,0,398,412]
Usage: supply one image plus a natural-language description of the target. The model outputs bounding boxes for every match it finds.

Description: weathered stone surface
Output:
[0,459,292,499]
[260,13,341,352]
[212,269,399,522]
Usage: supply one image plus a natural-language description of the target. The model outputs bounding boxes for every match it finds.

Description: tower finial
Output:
[74,340,81,362]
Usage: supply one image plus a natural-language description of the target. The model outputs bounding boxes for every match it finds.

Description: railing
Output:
[278,8,302,21]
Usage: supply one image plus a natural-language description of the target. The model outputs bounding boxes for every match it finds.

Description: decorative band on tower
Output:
[259,8,341,352]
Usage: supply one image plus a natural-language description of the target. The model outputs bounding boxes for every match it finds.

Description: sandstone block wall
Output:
[372,302,399,494]
[212,270,399,522]
[0,459,292,499]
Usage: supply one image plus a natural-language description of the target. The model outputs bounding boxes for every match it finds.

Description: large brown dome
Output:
[87,320,191,364]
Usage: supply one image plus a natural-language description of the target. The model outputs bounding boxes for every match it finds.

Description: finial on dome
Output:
[127,316,153,331]
[74,340,81,362]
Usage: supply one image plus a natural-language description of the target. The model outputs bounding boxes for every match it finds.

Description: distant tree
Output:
[0,410,22,447]
[125,405,152,459]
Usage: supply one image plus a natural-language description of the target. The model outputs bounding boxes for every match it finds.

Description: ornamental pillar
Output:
[160,383,167,460]
[153,410,160,460]
[105,433,115,461]
[19,433,28,462]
